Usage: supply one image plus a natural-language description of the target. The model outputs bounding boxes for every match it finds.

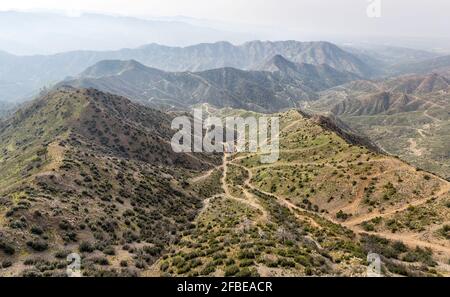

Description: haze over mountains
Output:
[0,11,255,55]
[1,38,447,105]
[389,55,450,76]
[0,40,373,103]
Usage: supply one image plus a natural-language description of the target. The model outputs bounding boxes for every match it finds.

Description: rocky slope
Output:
[0,88,220,276]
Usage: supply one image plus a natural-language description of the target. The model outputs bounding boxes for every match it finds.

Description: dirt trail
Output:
[344,181,450,227]
[221,153,269,221]
[423,108,443,123]
[190,167,220,183]
[231,152,450,258]
[354,227,450,255]
[408,138,425,157]
[281,119,302,132]
[43,141,65,172]
[198,194,223,216]
[205,121,450,260]
[232,162,321,228]
[241,188,269,222]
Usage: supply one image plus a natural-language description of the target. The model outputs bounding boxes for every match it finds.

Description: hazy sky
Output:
[1,0,450,54]
[1,0,449,39]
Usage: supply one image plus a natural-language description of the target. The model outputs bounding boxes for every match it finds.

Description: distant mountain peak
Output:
[79,59,156,78]
[257,54,296,72]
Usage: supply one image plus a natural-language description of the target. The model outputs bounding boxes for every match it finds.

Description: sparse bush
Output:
[79,241,94,253]
[2,260,12,268]
[224,265,240,277]
[103,246,115,255]
[54,250,71,259]
[26,240,48,252]
[336,210,351,220]
[402,247,436,267]
[0,241,16,255]
[200,265,216,276]
[30,226,44,235]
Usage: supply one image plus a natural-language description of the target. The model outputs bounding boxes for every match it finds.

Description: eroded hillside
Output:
[307,73,450,180]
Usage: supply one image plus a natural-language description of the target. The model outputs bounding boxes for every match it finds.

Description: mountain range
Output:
[58,57,359,112]
[0,40,372,103]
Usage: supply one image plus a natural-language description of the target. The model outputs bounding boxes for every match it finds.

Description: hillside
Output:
[60,58,359,112]
[0,11,249,55]
[0,40,372,103]
[255,55,360,89]
[389,55,450,76]
[0,88,221,276]
[2,91,448,276]
[150,109,450,277]
[306,73,450,179]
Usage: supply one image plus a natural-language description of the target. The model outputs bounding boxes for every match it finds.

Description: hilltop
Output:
[0,88,220,276]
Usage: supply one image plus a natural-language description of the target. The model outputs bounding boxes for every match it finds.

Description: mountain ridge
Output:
[60,58,360,112]
[0,40,373,103]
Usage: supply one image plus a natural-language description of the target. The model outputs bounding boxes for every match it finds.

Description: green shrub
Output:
[402,247,436,266]
[79,241,94,253]
[160,262,168,271]
[238,250,255,260]
[0,241,16,255]
[2,260,12,268]
[224,265,240,277]
[30,226,44,235]
[239,259,254,267]
[336,210,351,220]
[200,265,216,276]
[103,246,115,255]
[361,222,375,232]
[54,250,70,259]
[235,268,256,277]
[26,240,48,252]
